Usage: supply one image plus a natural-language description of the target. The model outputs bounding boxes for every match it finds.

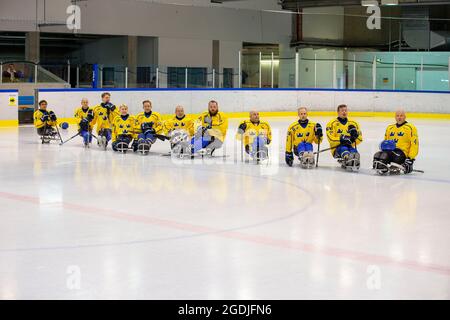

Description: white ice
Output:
[0,116,449,299]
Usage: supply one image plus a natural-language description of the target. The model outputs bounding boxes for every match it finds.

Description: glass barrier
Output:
[241,53,260,88]
[3,53,448,92]
[298,51,316,88]
[420,54,448,91]
[1,61,36,83]
[279,56,294,89]
[0,61,67,84]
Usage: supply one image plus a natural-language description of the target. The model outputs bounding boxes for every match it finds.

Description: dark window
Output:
[223,68,233,88]
[137,66,152,87]
[168,67,207,88]
[102,67,115,86]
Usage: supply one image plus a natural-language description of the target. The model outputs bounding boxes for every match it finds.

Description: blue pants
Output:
[295,142,313,156]
[335,145,358,158]
[138,132,156,144]
[250,136,267,155]
[191,135,212,153]
[100,129,112,142]
[80,130,92,144]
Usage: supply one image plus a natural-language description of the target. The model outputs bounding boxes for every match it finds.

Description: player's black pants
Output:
[37,125,55,136]
[373,148,406,165]
[112,135,132,151]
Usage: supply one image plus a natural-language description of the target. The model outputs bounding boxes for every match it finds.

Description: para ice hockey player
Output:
[326,104,363,171]
[163,105,194,157]
[133,100,163,154]
[285,107,323,168]
[33,100,60,143]
[373,109,419,175]
[74,98,95,147]
[192,100,228,156]
[111,104,135,153]
[93,92,119,150]
[236,110,272,161]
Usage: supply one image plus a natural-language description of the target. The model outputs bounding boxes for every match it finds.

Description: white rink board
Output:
[0,90,18,121]
[38,89,450,117]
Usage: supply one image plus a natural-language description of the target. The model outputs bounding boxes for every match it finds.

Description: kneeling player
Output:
[163,105,194,157]
[74,98,95,147]
[192,100,228,156]
[112,104,135,153]
[373,109,419,175]
[134,100,163,154]
[94,92,119,150]
[33,100,60,143]
[285,107,323,168]
[237,110,272,161]
[326,104,363,171]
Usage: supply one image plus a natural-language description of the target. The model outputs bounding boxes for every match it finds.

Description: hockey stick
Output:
[91,132,99,142]
[240,132,244,163]
[313,144,339,155]
[60,132,81,145]
[390,162,424,174]
[54,123,64,144]
[315,138,321,168]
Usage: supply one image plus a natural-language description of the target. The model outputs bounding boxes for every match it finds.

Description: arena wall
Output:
[35,89,450,124]
[0,90,19,126]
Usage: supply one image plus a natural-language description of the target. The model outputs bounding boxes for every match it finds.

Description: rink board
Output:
[37,88,450,121]
[2,88,450,127]
[0,89,18,126]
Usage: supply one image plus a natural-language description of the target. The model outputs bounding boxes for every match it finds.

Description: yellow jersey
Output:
[163,115,195,137]
[112,114,136,142]
[384,122,419,160]
[93,104,119,134]
[74,106,95,131]
[286,119,322,153]
[33,109,57,129]
[326,117,363,155]
[135,111,163,135]
[237,120,272,147]
[196,111,228,142]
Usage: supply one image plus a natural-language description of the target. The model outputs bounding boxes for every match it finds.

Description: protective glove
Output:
[340,135,352,146]
[404,158,414,174]
[285,151,294,167]
[87,109,94,122]
[40,114,49,122]
[237,122,247,134]
[315,123,323,138]
[49,111,57,122]
[348,125,359,143]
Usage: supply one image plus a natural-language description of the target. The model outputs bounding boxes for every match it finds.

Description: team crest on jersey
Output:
[398,132,405,137]
[337,129,343,134]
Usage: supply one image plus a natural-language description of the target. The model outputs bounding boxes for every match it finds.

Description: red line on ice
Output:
[1,191,449,276]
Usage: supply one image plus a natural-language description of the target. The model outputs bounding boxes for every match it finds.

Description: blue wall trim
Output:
[18,95,35,105]
[0,89,18,93]
[38,87,450,94]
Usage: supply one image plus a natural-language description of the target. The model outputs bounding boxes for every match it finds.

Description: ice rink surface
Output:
[0,116,449,299]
